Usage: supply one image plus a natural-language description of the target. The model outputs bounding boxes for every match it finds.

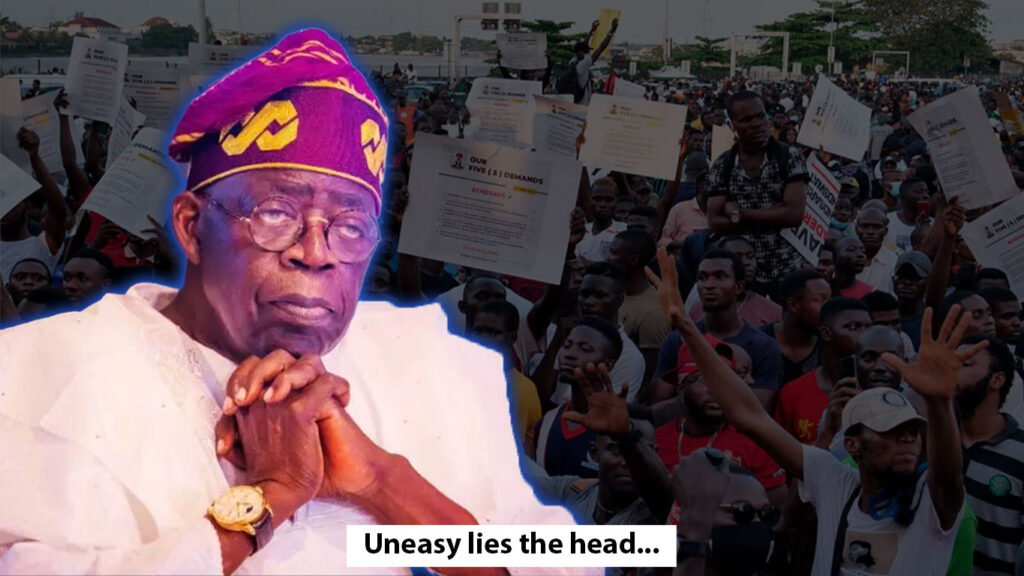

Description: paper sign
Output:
[797,76,871,161]
[497,33,547,70]
[188,43,255,72]
[532,95,587,160]
[0,78,31,175]
[106,96,147,170]
[781,155,840,265]
[19,93,62,173]
[906,87,1019,211]
[588,9,621,57]
[579,94,687,180]
[961,191,1024,300]
[613,78,646,100]
[711,124,734,163]
[66,37,129,125]
[82,128,178,238]
[464,78,543,148]
[123,66,185,128]
[0,153,41,220]
[398,133,579,284]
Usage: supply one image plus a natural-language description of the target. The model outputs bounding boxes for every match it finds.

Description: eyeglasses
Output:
[198,192,379,264]
[719,500,781,526]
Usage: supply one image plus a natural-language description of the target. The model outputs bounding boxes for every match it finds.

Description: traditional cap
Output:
[840,177,860,190]
[842,388,926,434]
[896,250,931,279]
[169,29,389,214]
[677,335,734,378]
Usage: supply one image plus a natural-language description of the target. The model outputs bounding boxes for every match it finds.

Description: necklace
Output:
[677,418,723,462]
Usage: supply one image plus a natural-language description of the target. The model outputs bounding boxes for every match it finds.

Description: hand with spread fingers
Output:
[645,245,696,333]
[881,304,989,400]
[562,362,630,436]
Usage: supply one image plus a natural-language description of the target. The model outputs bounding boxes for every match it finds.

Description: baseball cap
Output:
[840,177,859,190]
[677,335,733,378]
[896,250,931,278]
[842,388,926,435]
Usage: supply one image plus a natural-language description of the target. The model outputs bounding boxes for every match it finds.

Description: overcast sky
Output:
[6,0,1021,44]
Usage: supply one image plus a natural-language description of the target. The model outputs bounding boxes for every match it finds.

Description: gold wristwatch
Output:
[207,485,275,554]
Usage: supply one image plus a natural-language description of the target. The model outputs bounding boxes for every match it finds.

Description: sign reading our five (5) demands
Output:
[399,133,580,284]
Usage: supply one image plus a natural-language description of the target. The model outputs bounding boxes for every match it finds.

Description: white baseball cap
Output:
[842,388,926,434]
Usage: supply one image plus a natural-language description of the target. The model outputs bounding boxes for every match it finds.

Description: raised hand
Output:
[820,377,858,440]
[568,207,586,249]
[16,128,40,156]
[882,305,989,400]
[941,196,965,237]
[645,245,694,332]
[562,362,630,435]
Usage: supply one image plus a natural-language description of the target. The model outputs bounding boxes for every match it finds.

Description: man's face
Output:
[960,294,996,337]
[687,132,704,151]
[682,373,723,420]
[591,184,617,220]
[955,346,999,421]
[460,278,507,324]
[849,420,923,477]
[62,258,109,302]
[185,170,376,358]
[795,278,832,328]
[579,275,622,321]
[856,330,903,389]
[870,309,902,332]
[720,239,756,283]
[730,98,770,148]
[855,212,887,253]
[816,249,836,280]
[991,300,1022,343]
[893,266,926,303]
[901,181,929,207]
[8,260,49,302]
[591,436,636,494]
[698,258,740,312]
[614,200,634,223]
[833,197,854,223]
[836,238,867,274]
[824,309,872,357]
[468,311,514,353]
[557,325,615,384]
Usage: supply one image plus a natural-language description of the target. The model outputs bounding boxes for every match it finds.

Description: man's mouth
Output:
[268,295,336,323]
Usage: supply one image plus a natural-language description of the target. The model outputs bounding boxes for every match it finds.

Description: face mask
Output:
[889,180,902,198]
[709,522,774,575]
[831,218,849,231]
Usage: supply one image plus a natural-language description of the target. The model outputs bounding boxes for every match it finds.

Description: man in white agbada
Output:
[0,28,591,576]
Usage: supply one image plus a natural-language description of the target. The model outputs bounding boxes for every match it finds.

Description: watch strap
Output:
[251,506,274,555]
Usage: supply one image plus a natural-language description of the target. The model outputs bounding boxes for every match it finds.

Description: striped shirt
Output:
[963,415,1024,574]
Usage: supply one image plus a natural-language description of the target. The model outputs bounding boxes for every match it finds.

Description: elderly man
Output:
[0,29,587,575]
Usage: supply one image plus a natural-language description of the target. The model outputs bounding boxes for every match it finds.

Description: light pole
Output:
[827,1,836,74]
[199,0,207,47]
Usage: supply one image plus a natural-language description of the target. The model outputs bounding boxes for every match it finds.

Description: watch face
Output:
[212,486,264,525]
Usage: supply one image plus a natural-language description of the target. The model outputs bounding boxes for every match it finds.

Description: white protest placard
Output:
[19,93,62,172]
[124,66,185,128]
[781,155,840,265]
[907,87,1019,211]
[399,133,579,284]
[66,37,128,125]
[612,78,646,100]
[464,78,543,149]
[531,95,587,160]
[578,94,687,180]
[82,128,178,238]
[105,96,147,170]
[961,191,1024,300]
[711,124,734,163]
[496,33,547,70]
[0,78,31,175]
[0,154,41,220]
[797,75,871,161]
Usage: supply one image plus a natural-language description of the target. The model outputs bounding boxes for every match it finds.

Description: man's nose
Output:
[283,217,336,271]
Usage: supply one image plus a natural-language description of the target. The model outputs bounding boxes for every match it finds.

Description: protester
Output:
[5,258,51,306]
[834,236,875,298]
[761,268,831,384]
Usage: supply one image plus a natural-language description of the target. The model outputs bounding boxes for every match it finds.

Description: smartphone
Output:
[917,201,930,219]
[839,356,858,382]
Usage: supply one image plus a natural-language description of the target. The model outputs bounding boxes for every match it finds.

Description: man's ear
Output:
[990,371,1007,394]
[820,325,833,343]
[171,190,203,266]
[786,296,800,315]
[844,435,862,461]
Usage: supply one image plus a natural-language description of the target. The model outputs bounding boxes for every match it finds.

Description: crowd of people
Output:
[3,29,1024,575]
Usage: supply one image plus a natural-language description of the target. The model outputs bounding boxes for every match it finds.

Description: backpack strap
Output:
[831,484,862,576]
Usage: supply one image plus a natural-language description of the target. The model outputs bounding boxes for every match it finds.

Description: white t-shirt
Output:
[0,234,62,281]
[575,220,626,264]
[883,215,919,254]
[798,446,962,576]
[573,53,594,105]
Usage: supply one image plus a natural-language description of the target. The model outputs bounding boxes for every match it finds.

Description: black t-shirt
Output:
[760,322,821,387]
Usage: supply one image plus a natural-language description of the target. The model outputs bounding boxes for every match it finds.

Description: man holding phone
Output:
[885,177,931,253]
[774,297,872,445]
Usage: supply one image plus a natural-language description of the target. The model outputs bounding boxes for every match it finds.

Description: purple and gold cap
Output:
[169,29,389,214]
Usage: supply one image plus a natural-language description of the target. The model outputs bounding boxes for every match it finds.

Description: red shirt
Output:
[655,419,786,490]
[840,280,875,299]
[774,370,828,444]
